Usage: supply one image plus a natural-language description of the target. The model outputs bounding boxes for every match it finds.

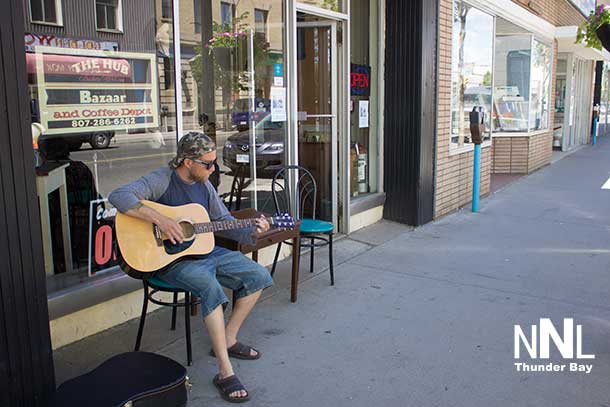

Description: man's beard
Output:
[190,171,209,183]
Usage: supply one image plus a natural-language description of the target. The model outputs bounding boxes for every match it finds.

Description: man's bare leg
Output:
[204,304,247,399]
[225,290,262,357]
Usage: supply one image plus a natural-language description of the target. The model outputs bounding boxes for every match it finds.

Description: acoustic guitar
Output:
[115,200,295,279]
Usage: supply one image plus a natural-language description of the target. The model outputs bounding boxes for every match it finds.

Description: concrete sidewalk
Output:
[54,138,610,406]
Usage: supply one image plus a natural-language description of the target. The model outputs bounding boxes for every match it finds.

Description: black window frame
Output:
[254,8,268,40]
[194,0,202,34]
[220,1,235,27]
[161,0,172,19]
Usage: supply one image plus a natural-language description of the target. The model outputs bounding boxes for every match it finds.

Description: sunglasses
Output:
[191,158,217,170]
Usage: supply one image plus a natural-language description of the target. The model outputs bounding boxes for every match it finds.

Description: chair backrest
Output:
[222,164,251,211]
[271,165,317,221]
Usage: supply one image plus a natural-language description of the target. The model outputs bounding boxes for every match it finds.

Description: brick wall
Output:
[511,0,586,26]
[491,132,553,173]
[491,137,529,173]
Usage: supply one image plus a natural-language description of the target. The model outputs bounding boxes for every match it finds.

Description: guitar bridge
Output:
[153,224,163,246]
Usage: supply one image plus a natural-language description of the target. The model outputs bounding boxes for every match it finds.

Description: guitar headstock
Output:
[270,213,295,230]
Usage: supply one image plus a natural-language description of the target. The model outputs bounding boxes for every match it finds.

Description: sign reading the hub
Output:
[32,46,158,135]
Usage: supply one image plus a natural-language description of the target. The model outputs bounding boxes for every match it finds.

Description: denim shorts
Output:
[157,247,273,319]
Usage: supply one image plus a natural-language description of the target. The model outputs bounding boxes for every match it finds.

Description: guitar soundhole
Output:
[163,221,196,255]
[180,221,195,239]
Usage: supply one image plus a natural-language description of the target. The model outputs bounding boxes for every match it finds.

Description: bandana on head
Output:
[169,131,216,168]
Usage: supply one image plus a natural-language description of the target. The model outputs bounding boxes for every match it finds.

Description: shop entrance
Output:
[295,13,339,224]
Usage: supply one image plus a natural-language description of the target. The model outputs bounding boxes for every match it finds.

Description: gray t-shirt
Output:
[108,167,255,245]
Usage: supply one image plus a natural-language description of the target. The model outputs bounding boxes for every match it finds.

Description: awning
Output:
[26,53,131,78]
[555,26,610,61]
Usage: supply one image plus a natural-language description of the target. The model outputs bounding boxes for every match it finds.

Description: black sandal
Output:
[209,342,261,360]
[213,374,250,403]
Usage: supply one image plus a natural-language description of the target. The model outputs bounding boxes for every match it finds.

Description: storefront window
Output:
[493,34,531,132]
[182,1,287,214]
[349,0,379,196]
[530,40,552,131]
[450,2,494,147]
[492,18,551,134]
[27,0,176,293]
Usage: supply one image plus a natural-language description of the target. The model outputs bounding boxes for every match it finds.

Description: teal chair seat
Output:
[300,218,334,234]
[147,276,177,290]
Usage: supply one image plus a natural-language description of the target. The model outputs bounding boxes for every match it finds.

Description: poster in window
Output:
[88,199,119,277]
[31,46,159,135]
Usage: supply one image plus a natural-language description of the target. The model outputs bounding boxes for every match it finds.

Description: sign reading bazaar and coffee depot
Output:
[31,46,159,135]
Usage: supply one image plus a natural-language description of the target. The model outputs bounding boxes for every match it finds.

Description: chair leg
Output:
[170,292,178,331]
[329,233,334,286]
[270,242,282,277]
[310,237,315,273]
[184,291,193,366]
[135,283,149,351]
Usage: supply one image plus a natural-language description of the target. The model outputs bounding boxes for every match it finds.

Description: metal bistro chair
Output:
[270,165,334,285]
[134,276,202,366]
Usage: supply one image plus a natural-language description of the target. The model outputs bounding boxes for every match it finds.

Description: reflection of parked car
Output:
[231,98,270,130]
[65,131,115,150]
[223,115,284,178]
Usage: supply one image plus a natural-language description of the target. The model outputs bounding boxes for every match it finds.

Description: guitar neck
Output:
[193,218,265,234]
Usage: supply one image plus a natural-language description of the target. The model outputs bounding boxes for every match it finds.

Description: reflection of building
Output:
[24,0,160,138]
[159,0,284,132]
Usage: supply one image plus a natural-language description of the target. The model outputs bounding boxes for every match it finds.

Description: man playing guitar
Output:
[109,132,272,403]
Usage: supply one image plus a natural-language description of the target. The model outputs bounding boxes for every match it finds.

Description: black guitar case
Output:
[53,352,189,407]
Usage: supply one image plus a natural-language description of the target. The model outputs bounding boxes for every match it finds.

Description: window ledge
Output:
[47,268,141,320]
[31,20,63,28]
[449,140,492,156]
[97,28,124,34]
[350,192,386,216]
[492,129,550,138]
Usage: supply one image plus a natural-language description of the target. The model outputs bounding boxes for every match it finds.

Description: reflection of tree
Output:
[321,0,339,11]
[482,71,492,86]
[455,2,470,146]
[533,41,551,128]
[190,7,270,130]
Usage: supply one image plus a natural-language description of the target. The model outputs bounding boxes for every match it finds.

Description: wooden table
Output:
[215,208,302,302]
[36,162,73,276]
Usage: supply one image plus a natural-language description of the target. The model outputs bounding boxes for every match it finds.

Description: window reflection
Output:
[183,1,286,214]
[450,2,493,146]
[530,40,552,131]
[27,0,176,292]
[493,35,531,132]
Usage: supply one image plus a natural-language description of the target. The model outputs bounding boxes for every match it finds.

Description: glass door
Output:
[296,16,337,223]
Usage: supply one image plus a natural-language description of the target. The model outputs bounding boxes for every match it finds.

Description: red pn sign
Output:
[350,64,371,97]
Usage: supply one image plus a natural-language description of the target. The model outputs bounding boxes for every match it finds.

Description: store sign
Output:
[33,46,159,135]
[25,33,118,52]
[88,199,119,277]
[351,64,371,97]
